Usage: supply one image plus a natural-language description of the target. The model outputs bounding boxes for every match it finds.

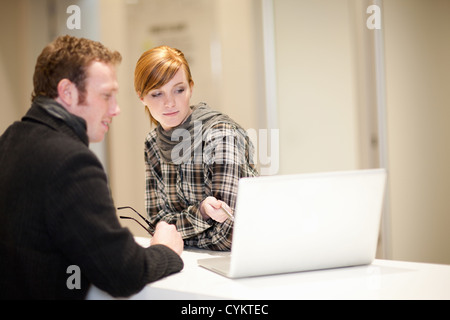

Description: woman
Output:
[134,46,258,250]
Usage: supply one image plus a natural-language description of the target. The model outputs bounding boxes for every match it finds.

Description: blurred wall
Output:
[274,0,361,175]
[273,0,450,264]
[383,0,450,264]
[0,0,49,130]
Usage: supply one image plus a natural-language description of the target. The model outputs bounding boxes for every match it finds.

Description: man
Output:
[0,35,183,299]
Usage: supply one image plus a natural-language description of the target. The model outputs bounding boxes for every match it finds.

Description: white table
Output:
[87,237,450,300]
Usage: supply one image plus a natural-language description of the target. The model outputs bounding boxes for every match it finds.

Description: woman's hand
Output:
[199,196,233,223]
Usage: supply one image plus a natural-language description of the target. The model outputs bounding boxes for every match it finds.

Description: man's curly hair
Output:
[31,35,122,103]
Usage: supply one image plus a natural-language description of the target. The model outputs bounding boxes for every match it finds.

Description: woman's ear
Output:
[189,82,194,99]
[138,92,147,105]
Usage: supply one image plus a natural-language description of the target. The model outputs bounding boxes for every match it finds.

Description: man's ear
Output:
[56,79,78,108]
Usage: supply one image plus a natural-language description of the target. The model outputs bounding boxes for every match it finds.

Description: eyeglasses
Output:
[118,206,155,236]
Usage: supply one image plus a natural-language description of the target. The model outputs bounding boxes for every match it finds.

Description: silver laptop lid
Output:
[228,169,387,278]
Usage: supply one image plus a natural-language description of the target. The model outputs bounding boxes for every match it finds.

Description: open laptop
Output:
[198,168,387,278]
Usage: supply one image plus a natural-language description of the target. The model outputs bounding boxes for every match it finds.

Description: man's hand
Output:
[151,221,183,256]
